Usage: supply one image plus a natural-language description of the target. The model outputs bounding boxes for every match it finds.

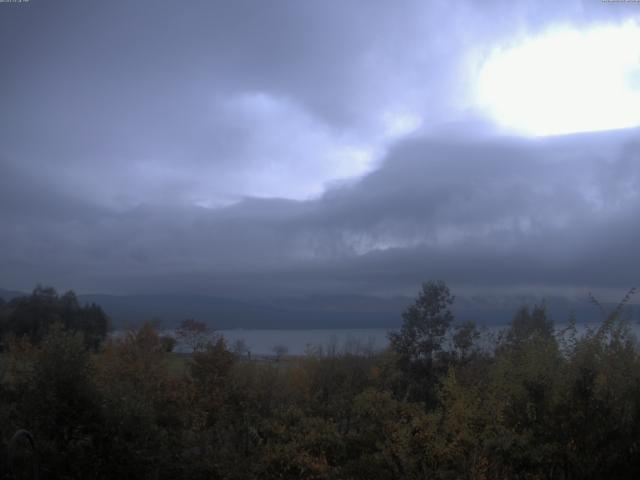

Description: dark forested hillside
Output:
[76,292,637,329]
[2,288,627,330]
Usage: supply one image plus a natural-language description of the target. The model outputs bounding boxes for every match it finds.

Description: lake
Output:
[209,322,640,356]
[180,328,392,356]
[113,320,640,357]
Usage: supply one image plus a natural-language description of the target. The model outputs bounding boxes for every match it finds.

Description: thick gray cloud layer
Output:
[2,129,639,297]
[1,0,639,297]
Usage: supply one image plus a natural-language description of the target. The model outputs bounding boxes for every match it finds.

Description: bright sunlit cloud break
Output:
[477,21,640,136]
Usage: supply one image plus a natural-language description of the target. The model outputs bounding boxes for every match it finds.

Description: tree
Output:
[232,338,250,358]
[0,286,109,348]
[176,318,209,352]
[505,303,553,346]
[452,320,481,361]
[388,280,455,404]
[93,322,181,478]
[389,280,455,364]
[13,324,102,477]
[189,337,236,427]
[160,335,177,352]
[272,345,289,362]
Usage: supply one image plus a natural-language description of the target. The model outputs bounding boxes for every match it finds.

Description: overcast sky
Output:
[1,0,639,299]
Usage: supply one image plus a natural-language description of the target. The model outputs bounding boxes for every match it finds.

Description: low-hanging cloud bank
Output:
[1,128,638,298]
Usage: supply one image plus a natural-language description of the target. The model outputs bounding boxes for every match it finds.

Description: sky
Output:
[1,0,640,301]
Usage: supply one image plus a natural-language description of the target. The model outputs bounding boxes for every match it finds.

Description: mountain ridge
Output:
[2,288,635,330]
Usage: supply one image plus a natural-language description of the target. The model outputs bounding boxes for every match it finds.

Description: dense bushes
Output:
[1,282,639,479]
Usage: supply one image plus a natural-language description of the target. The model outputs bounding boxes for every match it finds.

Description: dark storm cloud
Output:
[2,128,639,296]
[1,0,639,296]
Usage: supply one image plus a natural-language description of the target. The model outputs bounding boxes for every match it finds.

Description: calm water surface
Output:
[191,328,390,356]
[114,322,640,356]
[213,323,640,356]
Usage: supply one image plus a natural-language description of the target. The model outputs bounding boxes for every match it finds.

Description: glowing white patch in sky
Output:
[331,145,374,177]
[477,21,640,136]
[382,111,423,138]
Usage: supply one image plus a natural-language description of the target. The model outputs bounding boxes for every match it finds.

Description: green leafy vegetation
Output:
[1,282,639,479]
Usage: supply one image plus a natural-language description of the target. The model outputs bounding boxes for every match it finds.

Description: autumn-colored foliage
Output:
[1,283,639,479]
